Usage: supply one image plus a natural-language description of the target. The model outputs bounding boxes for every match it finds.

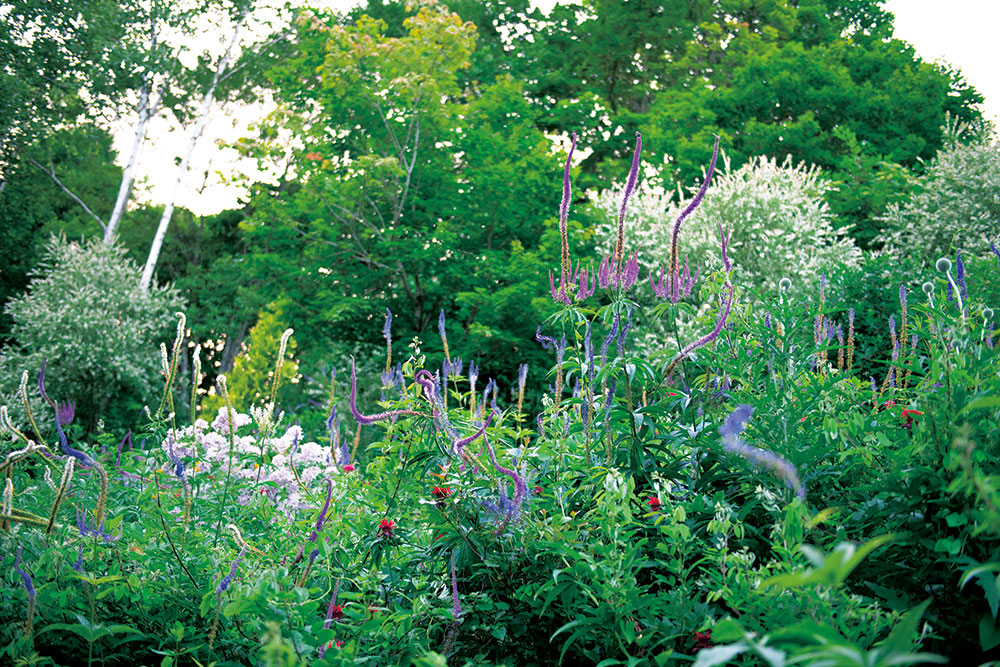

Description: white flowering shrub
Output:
[877,130,1000,261]
[0,237,184,433]
[593,154,861,295]
[164,407,352,517]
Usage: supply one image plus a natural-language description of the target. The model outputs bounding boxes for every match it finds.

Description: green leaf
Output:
[692,642,749,667]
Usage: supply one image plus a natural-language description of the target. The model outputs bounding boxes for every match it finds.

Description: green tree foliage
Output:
[237,2,584,384]
[0,127,122,340]
[0,238,184,434]
[507,0,982,244]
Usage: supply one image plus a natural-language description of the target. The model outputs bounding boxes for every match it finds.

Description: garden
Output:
[1,1,999,666]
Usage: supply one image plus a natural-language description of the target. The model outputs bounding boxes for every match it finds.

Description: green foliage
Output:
[200,300,299,416]
[0,237,183,434]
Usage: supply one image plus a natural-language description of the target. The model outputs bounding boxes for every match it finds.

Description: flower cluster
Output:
[161,407,349,516]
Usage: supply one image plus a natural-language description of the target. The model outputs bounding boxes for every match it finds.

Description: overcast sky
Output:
[116,0,1000,216]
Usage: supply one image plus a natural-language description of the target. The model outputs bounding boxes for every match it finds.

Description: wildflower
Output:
[326,640,343,650]
[901,408,923,433]
[349,358,421,425]
[342,464,355,473]
[305,151,322,161]
[669,136,720,299]
[647,496,661,511]
[719,404,805,500]
[558,133,577,289]
[217,547,246,594]
[57,400,75,426]
[330,604,344,620]
[378,518,396,538]
[663,285,736,382]
[533,485,543,495]
[484,436,528,521]
[693,630,713,650]
[13,546,35,602]
[432,486,452,500]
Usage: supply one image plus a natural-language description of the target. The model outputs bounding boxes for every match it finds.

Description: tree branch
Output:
[25,154,108,234]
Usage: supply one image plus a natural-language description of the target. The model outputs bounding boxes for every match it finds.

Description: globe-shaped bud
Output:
[778,278,792,291]
[921,282,934,295]
[936,257,952,273]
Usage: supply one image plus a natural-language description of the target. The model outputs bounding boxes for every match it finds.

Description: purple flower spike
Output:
[615,131,643,265]
[719,223,733,273]
[484,434,528,520]
[557,133,578,287]
[990,241,1000,272]
[438,309,447,340]
[956,250,968,299]
[622,250,640,289]
[217,547,246,594]
[597,254,615,289]
[166,431,185,480]
[720,404,805,500]
[576,265,595,300]
[383,309,393,344]
[57,401,75,426]
[349,358,421,425]
[535,327,556,351]
[14,547,35,602]
[455,410,495,457]
[72,545,84,573]
[601,314,620,364]
[664,285,736,381]
[670,136,720,298]
[451,551,462,622]
[548,270,572,305]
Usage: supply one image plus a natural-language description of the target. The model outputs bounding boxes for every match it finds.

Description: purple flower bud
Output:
[57,400,75,427]
[991,241,1000,272]
[534,327,555,351]
[956,249,968,299]
[349,358,421,425]
[601,314,619,364]
[72,545,84,573]
[438,309,447,340]
[616,306,633,357]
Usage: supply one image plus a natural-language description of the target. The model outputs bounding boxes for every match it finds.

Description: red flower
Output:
[326,639,343,649]
[533,485,543,495]
[901,408,923,433]
[305,151,323,161]
[330,604,344,620]
[432,486,451,500]
[342,464,355,473]
[647,496,661,511]
[693,630,713,650]
[378,519,396,538]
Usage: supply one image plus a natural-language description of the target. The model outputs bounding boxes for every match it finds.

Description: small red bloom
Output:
[378,519,396,538]
[432,486,451,500]
[647,496,661,511]
[693,630,713,650]
[342,464,355,473]
[326,639,343,649]
[533,485,543,495]
[305,152,323,161]
[901,408,923,433]
[330,604,344,620]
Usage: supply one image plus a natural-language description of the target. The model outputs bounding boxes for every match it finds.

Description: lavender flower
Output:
[72,545,84,573]
[454,410,495,456]
[956,250,968,299]
[719,405,805,500]
[601,314,619,364]
[669,136,720,299]
[451,550,462,622]
[558,133,577,284]
[383,308,393,344]
[14,547,35,602]
[991,241,1000,272]
[76,509,117,542]
[617,305,634,358]
[614,131,643,268]
[39,363,94,466]
[217,547,246,594]
[663,285,736,381]
[349,358,421,425]
[57,400,75,426]
[484,435,528,521]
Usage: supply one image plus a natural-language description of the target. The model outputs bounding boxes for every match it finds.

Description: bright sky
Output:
[116,0,1000,216]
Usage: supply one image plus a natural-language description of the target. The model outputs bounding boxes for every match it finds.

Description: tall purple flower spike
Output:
[484,434,528,519]
[990,241,1000,272]
[614,131,643,267]
[217,547,246,594]
[349,358,421,425]
[454,410,495,456]
[551,133,579,305]
[720,405,805,500]
[450,550,462,622]
[670,136,720,299]
[39,363,95,467]
[14,547,35,602]
[663,285,736,381]
[955,250,968,299]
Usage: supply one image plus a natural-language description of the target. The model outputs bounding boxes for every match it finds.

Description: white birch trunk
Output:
[105,78,161,244]
[139,14,245,290]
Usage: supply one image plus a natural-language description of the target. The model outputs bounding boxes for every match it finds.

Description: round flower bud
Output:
[778,278,792,291]
[935,257,952,273]
[985,307,995,320]
[921,282,934,295]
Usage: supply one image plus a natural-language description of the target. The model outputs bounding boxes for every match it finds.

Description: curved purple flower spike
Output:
[669,136,720,299]
[349,358,421,425]
[720,404,805,500]
[484,434,528,520]
[39,362,95,467]
[454,410,495,456]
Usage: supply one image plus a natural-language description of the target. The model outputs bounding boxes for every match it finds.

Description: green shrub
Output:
[0,237,184,434]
